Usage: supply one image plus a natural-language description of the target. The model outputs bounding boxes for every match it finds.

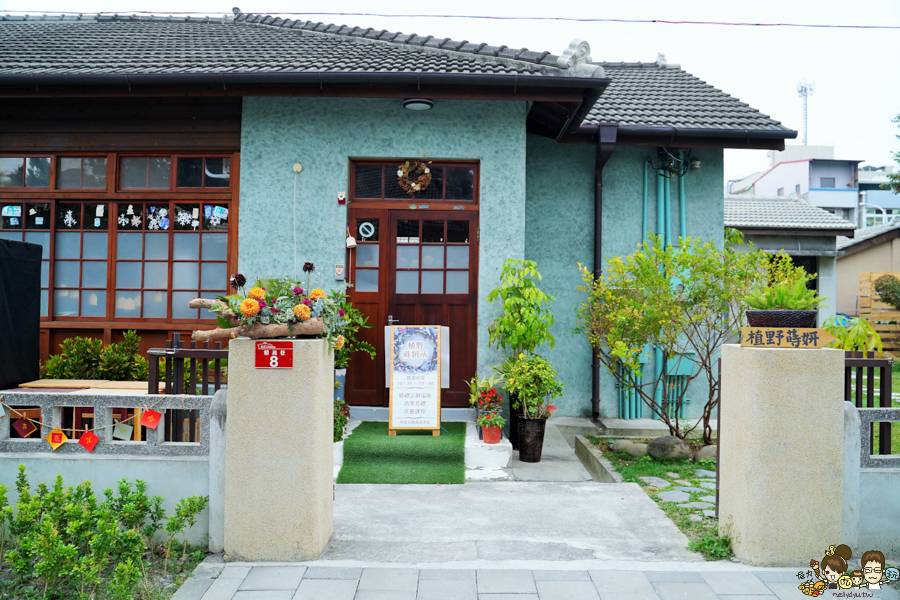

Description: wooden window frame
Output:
[56,155,111,191]
[51,202,111,322]
[173,154,235,192]
[349,159,480,208]
[117,155,175,191]
[0,155,53,191]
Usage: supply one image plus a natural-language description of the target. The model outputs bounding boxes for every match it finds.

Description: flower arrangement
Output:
[397,160,433,196]
[476,387,503,413]
[475,412,506,429]
[465,373,505,407]
[498,353,562,420]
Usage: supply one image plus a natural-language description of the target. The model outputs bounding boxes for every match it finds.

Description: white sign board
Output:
[385,326,449,388]
[388,326,441,434]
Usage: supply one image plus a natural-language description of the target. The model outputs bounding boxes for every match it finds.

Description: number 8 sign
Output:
[255,341,294,369]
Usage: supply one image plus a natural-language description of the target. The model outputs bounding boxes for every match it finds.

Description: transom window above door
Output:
[351,160,478,202]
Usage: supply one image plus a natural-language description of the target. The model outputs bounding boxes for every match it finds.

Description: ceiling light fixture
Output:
[403,98,434,111]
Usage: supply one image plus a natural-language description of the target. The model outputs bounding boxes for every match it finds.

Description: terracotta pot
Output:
[746,309,817,328]
[482,425,502,444]
[517,416,547,463]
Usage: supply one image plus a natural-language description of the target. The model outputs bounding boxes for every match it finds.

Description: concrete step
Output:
[597,417,717,439]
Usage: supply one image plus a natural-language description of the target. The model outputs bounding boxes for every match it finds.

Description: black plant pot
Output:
[746,309,817,328]
[508,393,523,450]
[517,416,547,463]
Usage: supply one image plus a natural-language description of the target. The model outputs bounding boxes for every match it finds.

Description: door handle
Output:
[388,315,399,325]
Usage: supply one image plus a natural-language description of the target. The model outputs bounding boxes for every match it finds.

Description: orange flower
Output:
[293,304,311,321]
[334,335,345,350]
[248,287,266,301]
[309,288,326,300]
[240,298,260,317]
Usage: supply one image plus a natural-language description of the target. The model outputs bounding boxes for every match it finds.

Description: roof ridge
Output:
[231,13,561,71]
[0,13,234,23]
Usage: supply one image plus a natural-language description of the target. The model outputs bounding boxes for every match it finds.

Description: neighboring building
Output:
[724,196,855,326]
[0,14,796,418]
[836,221,900,316]
[858,165,899,226]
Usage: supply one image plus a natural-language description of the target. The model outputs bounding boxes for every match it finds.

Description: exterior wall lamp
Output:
[403,98,434,111]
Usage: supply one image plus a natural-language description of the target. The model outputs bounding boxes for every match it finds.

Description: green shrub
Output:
[0,465,208,600]
[334,399,349,442]
[745,253,824,310]
[874,274,900,311]
[824,315,883,356]
[42,330,148,382]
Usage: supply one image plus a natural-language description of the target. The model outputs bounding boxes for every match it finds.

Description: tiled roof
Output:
[587,63,792,133]
[0,14,793,135]
[724,197,856,230]
[0,13,567,77]
[837,221,900,250]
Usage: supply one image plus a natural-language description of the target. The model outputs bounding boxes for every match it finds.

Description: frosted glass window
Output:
[421,271,443,294]
[82,232,108,259]
[396,246,419,269]
[143,262,168,288]
[25,158,51,187]
[396,271,418,294]
[357,244,379,267]
[143,291,167,318]
[0,231,22,242]
[421,246,444,269]
[54,262,79,287]
[447,246,469,269]
[0,157,23,187]
[174,234,199,260]
[40,290,48,316]
[55,232,81,259]
[116,262,141,288]
[356,269,378,292]
[81,291,106,317]
[40,262,49,287]
[446,271,469,294]
[201,262,226,290]
[144,233,168,260]
[201,233,227,260]
[25,232,50,258]
[121,157,171,189]
[57,158,81,189]
[172,292,199,319]
[115,290,141,317]
[173,263,199,289]
[116,233,142,259]
[53,289,79,316]
[81,262,107,287]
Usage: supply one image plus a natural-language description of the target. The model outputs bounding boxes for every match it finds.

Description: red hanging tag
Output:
[140,409,162,429]
[79,430,100,452]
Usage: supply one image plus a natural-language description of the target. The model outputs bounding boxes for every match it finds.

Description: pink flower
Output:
[259,300,267,308]
[338,309,346,317]
[302,298,312,307]
[292,286,304,295]
[547,405,558,413]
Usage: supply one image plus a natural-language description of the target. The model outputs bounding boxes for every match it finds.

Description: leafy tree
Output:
[883,114,900,194]
[487,259,555,357]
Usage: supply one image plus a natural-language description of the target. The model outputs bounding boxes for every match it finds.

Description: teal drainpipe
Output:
[642,160,649,244]
[654,169,665,405]
[664,175,672,248]
[679,151,687,240]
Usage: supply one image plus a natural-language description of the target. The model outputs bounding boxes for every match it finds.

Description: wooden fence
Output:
[845,350,893,455]
[858,271,900,357]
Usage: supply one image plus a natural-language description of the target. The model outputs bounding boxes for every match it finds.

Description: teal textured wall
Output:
[524,140,724,418]
[239,97,527,380]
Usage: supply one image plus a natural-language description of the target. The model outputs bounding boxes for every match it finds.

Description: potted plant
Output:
[501,353,562,462]
[476,412,506,444]
[333,299,377,402]
[465,373,504,439]
[744,253,825,328]
[487,259,556,449]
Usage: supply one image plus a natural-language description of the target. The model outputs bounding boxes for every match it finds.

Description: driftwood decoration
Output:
[188,298,325,341]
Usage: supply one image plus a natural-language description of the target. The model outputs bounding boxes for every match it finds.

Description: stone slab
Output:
[700,571,773,595]
[651,581,719,600]
[532,570,591,581]
[416,578,477,600]
[589,571,657,594]
[354,592,415,600]
[476,569,536,594]
[639,476,671,488]
[171,576,214,600]
[291,579,358,600]
[644,572,704,582]
[233,592,293,600]
[658,490,690,502]
[699,481,716,489]
[358,568,418,591]
[696,469,717,478]
[239,566,306,591]
[677,502,714,509]
[303,567,362,580]
[699,496,716,503]
[419,569,476,580]
[509,422,592,482]
[465,421,511,469]
[597,418,717,439]
[536,580,601,600]
[673,486,708,494]
[200,578,241,600]
[575,435,624,483]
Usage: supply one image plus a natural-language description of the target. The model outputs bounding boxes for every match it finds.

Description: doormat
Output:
[337,421,466,484]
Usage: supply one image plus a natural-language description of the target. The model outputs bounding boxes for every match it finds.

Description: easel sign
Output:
[389,326,441,436]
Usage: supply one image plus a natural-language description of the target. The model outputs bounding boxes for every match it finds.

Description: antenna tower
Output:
[797,80,814,145]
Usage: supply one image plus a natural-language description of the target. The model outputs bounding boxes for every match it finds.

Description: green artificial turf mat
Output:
[337,421,466,484]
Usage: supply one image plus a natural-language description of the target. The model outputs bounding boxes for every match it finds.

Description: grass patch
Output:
[586,435,730,561]
[337,421,466,484]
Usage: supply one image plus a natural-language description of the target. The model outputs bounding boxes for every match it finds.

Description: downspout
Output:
[654,169,665,406]
[678,151,687,240]
[591,125,618,420]
[642,160,649,243]
[664,175,672,248]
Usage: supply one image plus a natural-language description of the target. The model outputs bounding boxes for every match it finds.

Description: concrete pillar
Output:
[816,255,837,327]
[719,344,844,566]
[841,402,860,551]
[224,338,334,561]
[208,389,227,554]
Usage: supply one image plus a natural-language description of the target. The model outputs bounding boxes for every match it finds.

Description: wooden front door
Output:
[345,209,478,407]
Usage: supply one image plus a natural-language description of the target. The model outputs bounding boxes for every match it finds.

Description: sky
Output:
[2,0,898,185]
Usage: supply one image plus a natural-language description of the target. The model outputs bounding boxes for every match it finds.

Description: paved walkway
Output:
[174,563,900,600]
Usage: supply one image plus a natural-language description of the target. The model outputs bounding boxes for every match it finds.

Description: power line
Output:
[3,10,899,30]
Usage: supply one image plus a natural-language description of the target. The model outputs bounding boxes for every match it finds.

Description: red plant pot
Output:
[482,425,502,444]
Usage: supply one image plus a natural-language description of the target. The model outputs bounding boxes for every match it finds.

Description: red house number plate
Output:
[255,341,294,369]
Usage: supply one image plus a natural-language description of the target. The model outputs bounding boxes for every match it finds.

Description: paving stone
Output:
[476,569,536,594]
[677,502,715,509]
[711,596,777,600]
[689,514,703,522]
[200,578,241,600]
[419,569,476,580]
[699,481,717,489]
[171,576,215,600]
[219,566,252,579]
[644,572,704,583]
[533,570,591,581]
[292,579,358,600]
[304,567,362,580]
[703,510,717,518]
[476,595,539,600]
[699,495,717,503]
[233,592,294,600]
[674,480,691,486]
[638,476,671,488]
[593,595,661,600]
[536,580,600,600]
[239,566,306,591]
[359,568,419,591]
[355,591,416,600]
[657,490,690,502]
[194,561,226,579]
[652,582,718,600]
[751,571,805,583]
[701,571,773,595]
[416,578,477,600]
[589,570,657,594]
[666,472,680,478]
[761,581,812,599]
[673,486,708,494]
[695,469,717,478]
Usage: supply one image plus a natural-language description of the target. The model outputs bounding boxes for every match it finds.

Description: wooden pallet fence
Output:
[858,271,900,357]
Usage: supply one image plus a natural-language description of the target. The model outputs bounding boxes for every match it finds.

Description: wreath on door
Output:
[397,160,433,196]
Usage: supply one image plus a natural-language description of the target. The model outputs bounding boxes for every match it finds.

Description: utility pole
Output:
[797,80,814,145]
